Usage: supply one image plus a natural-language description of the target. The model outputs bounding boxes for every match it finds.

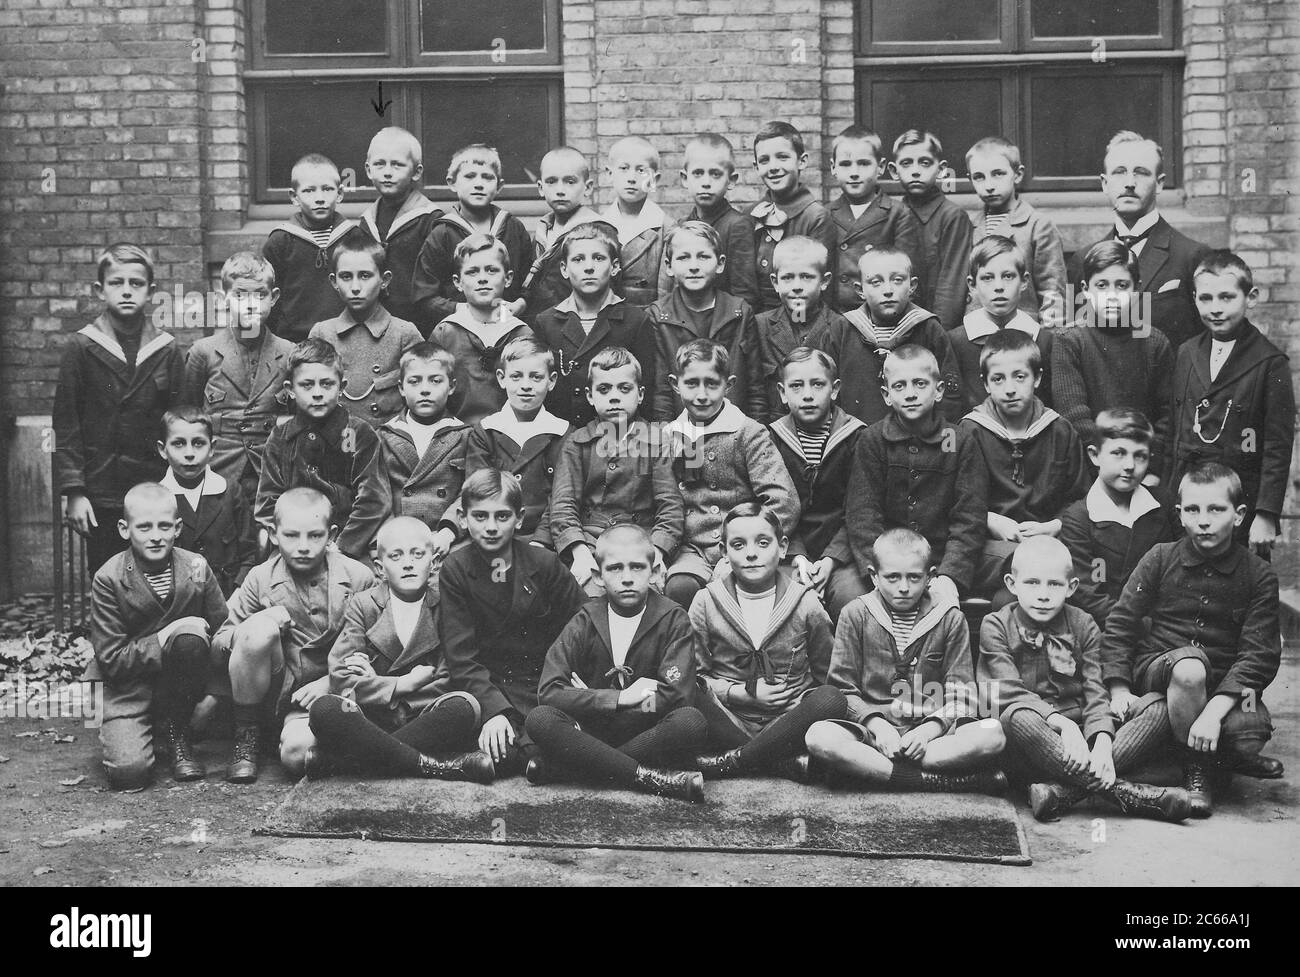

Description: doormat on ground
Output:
[259,775,1031,865]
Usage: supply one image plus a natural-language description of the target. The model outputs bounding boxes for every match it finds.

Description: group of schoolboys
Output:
[58,119,1292,825]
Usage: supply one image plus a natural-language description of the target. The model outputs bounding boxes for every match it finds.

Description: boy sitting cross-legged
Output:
[88,483,228,789]
[979,536,1193,823]
[305,517,494,783]
[1059,409,1176,629]
[805,529,1006,794]
[754,236,851,423]
[767,346,865,623]
[525,525,709,802]
[215,487,376,783]
[549,347,684,596]
[533,221,657,428]
[377,341,470,560]
[466,336,570,545]
[1102,463,1284,819]
[440,469,585,776]
[255,338,388,562]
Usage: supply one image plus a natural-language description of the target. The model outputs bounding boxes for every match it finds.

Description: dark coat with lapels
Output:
[749,187,837,312]
[689,198,760,309]
[905,187,974,332]
[53,315,183,508]
[1166,318,1295,519]
[1067,215,1211,348]
[753,301,850,424]
[254,404,388,561]
[163,469,258,597]
[533,296,658,427]
[378,413,471,530]
[309,307,423,427]
[328,583,452,730]
[411,206,534,330]
[180,327,294,490]
[358,190,444,327]
[262,213,357,340]
[649,287,763,421]
[538,591,698,719]
[439,540,585,720]
[86,547,229,718]
[465,406,570,542]
[828,190,925,312]
[768,405,864,563]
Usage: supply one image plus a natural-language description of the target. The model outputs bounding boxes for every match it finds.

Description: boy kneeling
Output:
[306,517,493,782]
[806,529,1006,793]
[526,525,708,801]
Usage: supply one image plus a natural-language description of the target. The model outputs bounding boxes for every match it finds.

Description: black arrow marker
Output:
[371,81,392,116]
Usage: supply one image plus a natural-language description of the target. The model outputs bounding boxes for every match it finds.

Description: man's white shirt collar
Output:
[1114,209,1160,241]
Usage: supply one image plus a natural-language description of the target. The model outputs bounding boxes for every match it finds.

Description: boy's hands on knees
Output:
[1055,719,1091,777]
[1107,682,1137,722]
[867,717,902,759]
[1088,733,1116,788]
[1248,512,1279,558]
[395,664,437,696]
[1016,519,1061,538]
[478,713,515,763]
[618,677,659,710]
[1188,711,1223,753]
[928,574,960,606]
[291,675,330,710]
[568,544,598,586]
[157,616,211,646]
[899,720,943,761]
[261,605,293,631]
[988,513,1022,542]
[65,493,97,536]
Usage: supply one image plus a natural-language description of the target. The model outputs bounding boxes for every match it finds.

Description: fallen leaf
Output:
[0,755,10,763]
[38,838,70,849]
[33,866,54,876]
[53,735,75,744]
[13,732,39,739]
[57,775,86,787]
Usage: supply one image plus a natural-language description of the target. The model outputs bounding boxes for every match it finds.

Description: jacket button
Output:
[372,365,381,373]
[307,432,316,440]
[403,488,411,496]
[437,488,447,498]
[908,445,918,453]
[840,243,848,251]
[371,404,381,413]
[710,505,720,514]
[608,461,618,471]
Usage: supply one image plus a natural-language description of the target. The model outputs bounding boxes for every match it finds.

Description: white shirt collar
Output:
[667,399,746,438]
[963,307,1041,342]
[600,199,666,245]
[555,290,624,316]
[390,413,461,438]
[1085,479,1161,528]
[159,467,226,498]
[1114,208,1160,239]
[479,404,569,442]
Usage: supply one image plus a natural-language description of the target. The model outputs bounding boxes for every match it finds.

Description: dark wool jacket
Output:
[308,306,423,427]
[1100,538,1281,699]
[262,213,357,341]
[538,591,697,720]
[809,303,963,426]
[649,287,764,421]
[753,301,849,424]
[523,208,608,321]
[947,310,1057,415]
[1166,318,1295,519]
[844,413,988,591]
[439,540,585,720]
[163,469,258,597]
[827,189,924,312]
[906,187,974,332]
[465,406,570,542]
[53,316,183,508]
[533,296,657,427]
[688,198,760,310]
[358,190,444,327]
[378,413,471,531]
[410,206,534,331]
[1059,482,1177,628]
[254,404,388,561]
[428,309,534,427]
[749,187,837,312]
[768,406,864,563]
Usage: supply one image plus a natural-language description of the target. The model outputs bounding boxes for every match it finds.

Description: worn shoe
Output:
[1105,779,1193,822]
[1181,759,1214,818]
[918,768,1009,796]
[693,748,744,779]
[417,750,495,785]
[226,725,260,784]
[633,765,705,803]
[773,752,815,784]
[1027,781,1090,821]
[162,720,205,782]
[1226,753,1284,779]
[524,757,550,786]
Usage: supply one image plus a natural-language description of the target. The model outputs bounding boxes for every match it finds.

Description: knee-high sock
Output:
[618,706,708,766]
[156,633,210,723]
[524,705,639,786]
[1004,709,1095,787]
[721,686,847,771]
[1113,699,1173,773]
[391,696,478,755]
[308,695,422,775]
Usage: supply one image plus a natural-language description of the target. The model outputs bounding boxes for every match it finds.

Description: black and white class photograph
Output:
[0,0,1296,903]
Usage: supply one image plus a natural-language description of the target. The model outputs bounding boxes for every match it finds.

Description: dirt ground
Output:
[2,645,1297,887]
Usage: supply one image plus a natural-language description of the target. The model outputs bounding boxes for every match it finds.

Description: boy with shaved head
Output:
[88,482,229,789]
[306,516,494,782]
[213,487,376,783]
[978,536,1193,822]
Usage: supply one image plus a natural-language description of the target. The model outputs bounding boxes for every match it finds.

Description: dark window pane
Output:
[420,81,554,184]
[264,84,381,189]
[265,0,388,54]
[1030,0,1160,38]
[1029,72,1164,178]
[870,0,1001,43]
[421,0,546,52]
[864,75,1003,173]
